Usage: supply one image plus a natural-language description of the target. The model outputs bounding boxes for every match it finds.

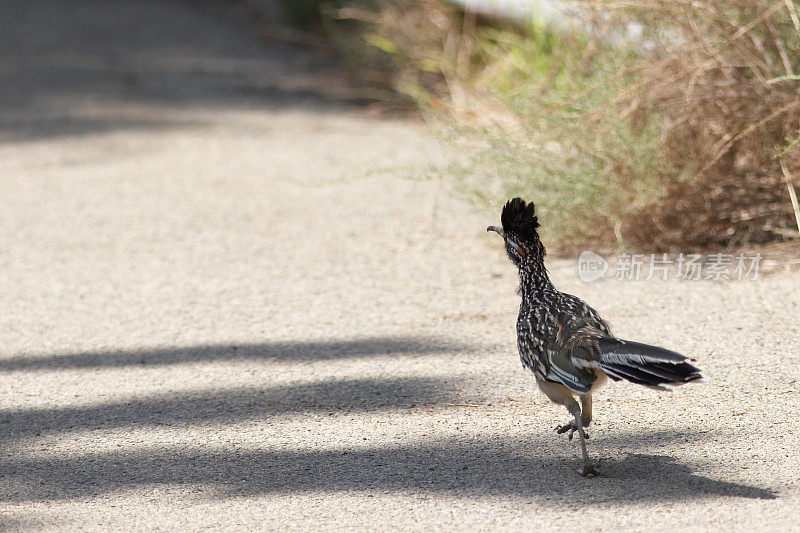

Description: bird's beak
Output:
[487,225,504,236]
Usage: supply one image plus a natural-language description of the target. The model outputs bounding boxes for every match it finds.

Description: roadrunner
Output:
[488,198,701,476]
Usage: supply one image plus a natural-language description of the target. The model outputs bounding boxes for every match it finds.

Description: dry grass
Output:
[336,0,800,249]
[609,0,800,248]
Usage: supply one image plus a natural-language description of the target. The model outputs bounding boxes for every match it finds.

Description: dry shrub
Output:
[339,0,800,249]
[610,0,800,248]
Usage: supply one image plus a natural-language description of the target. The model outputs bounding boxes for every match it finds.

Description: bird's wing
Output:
[519,314,597,394]
[554,313,607,367]
[517,296,608,394]
[542,342,597,393]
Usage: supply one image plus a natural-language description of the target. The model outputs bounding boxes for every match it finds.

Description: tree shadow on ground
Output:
[0,336,463,371]
[0,375,472,444]
[0,0,359,142]
[0,116,197,143]
[0,337,776,505]
[1,435,777,504]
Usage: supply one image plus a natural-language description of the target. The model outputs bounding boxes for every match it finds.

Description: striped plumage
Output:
[488,197,701,477]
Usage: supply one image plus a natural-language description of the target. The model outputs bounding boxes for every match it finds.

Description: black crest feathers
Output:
[501,197,540,240]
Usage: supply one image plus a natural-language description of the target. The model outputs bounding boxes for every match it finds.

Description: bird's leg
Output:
[554,393,593,440]
[579,393,592,428]
[567,402,598,477]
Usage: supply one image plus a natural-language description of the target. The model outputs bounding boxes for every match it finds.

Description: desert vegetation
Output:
[290,0,800,250]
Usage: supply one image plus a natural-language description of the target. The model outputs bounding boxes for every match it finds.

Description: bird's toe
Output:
[555,421,587,441]
[579,461,600,478]
[555,421,576,435]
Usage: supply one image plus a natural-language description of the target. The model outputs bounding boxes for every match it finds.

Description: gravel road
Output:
[1,1,798,531]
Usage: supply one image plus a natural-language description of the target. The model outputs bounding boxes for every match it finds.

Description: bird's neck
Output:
[518,261,555,301]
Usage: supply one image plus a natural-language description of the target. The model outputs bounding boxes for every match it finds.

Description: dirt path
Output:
[1,1,798,530]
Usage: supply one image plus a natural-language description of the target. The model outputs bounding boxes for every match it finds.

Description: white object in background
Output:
[448,0,579,27]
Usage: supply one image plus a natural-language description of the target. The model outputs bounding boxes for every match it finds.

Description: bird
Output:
[487,197,701,477]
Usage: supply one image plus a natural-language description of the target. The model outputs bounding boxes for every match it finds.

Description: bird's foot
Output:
[579,460,600,478]
[555,421,589,441]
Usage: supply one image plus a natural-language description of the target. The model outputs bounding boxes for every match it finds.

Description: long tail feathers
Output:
[596,338,702,390]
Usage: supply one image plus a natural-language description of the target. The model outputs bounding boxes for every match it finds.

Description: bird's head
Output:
[487,197,544,268]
